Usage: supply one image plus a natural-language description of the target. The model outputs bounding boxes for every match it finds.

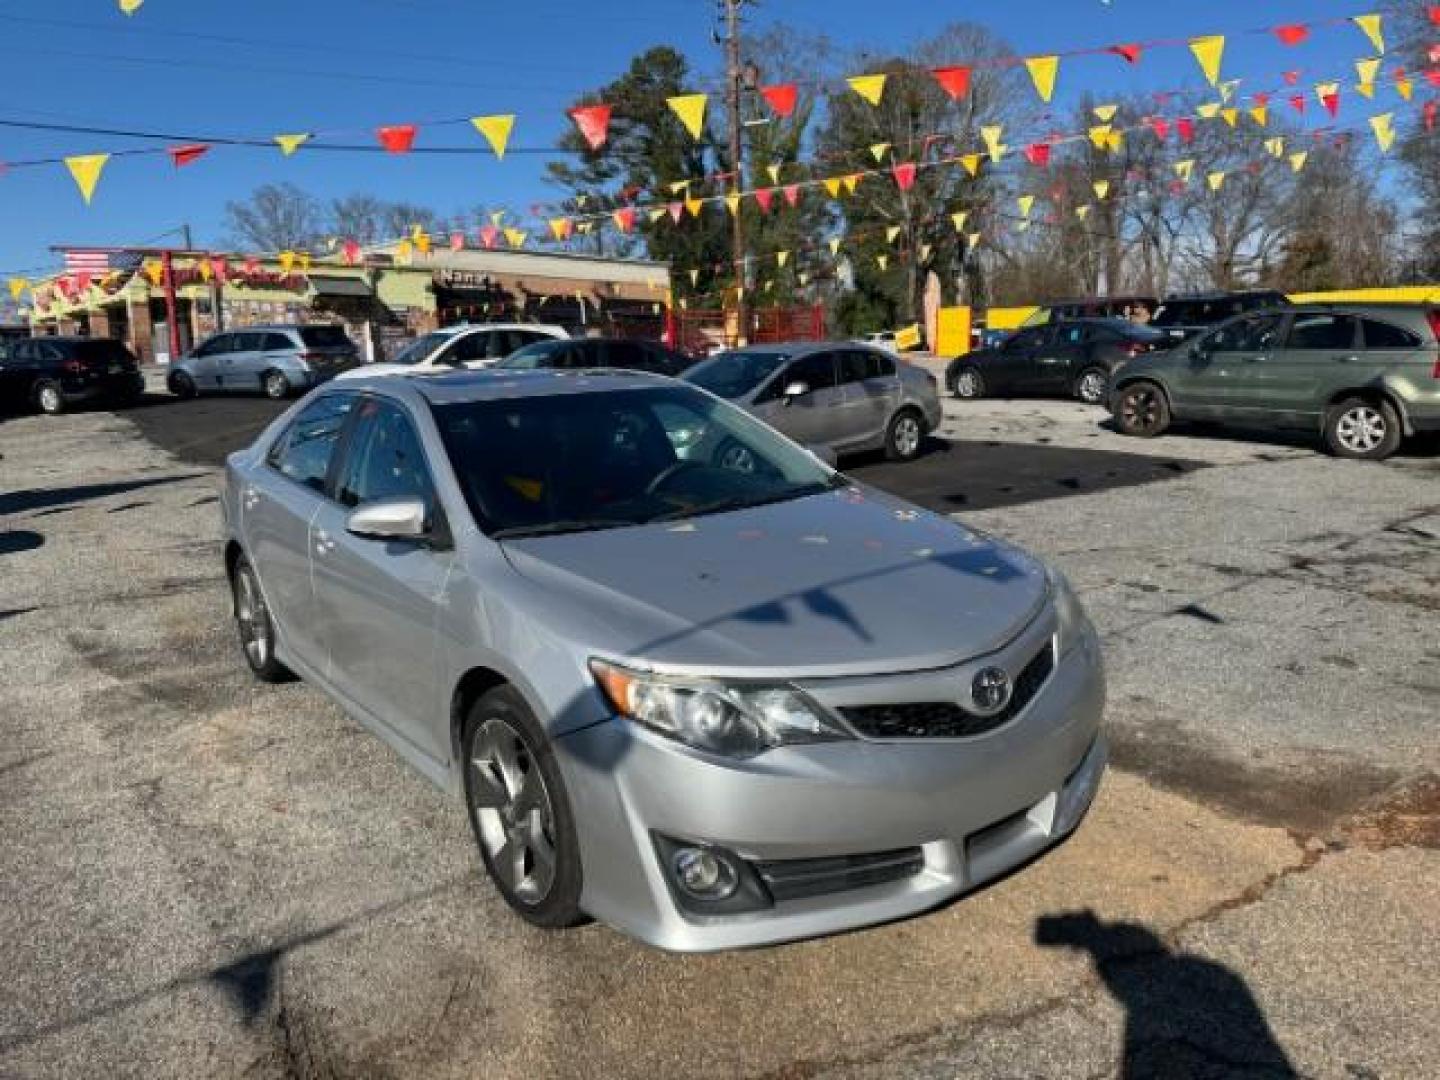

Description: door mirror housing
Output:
[346,498,430,543]
[782,380,811,405]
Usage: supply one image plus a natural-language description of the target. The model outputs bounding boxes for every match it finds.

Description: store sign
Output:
[433,269,495,290]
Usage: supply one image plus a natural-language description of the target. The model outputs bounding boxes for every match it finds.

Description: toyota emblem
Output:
[971,667,1012,714]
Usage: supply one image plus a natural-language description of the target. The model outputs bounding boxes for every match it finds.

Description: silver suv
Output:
[169,324,358,399]
[222,370,1106,951]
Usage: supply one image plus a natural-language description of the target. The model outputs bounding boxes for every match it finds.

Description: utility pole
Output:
[721,0,748,344]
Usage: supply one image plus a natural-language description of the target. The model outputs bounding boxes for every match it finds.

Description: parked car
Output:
[345,322,569,379]
[221,369,1106,950]
[683,343,942,462]
[1023,295,1159,326]
[497,336,694,376]
[947,318,1169,405]
[1110,303,1440,460]
[1150,290,1291,344]
[0,336,144,415]
[169,325,358,400]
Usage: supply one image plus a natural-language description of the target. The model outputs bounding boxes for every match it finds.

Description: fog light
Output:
[671,846,739,900]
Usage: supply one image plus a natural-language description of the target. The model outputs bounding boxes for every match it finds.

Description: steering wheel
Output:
[645,459,708,496]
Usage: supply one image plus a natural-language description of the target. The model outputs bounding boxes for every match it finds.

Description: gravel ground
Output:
[0,387,1436,1079]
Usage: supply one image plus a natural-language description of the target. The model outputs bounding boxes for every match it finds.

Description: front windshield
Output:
[684,350,791,399]
[388,332,451,366]
[431,385,839,538]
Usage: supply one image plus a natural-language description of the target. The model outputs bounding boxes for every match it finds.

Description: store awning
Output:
[308,275,374,298]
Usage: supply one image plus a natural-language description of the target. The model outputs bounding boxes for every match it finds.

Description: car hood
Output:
[499,487,1049,678]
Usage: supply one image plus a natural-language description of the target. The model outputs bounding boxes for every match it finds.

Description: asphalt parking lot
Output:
[2,383,1437,1079]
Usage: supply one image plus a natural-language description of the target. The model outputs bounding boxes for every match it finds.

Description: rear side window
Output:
[73,340,135,364]
[233,332,264,352]
[298,326,352,349]
[1285,314,1357,350]
[268,394,354,493]
[1359,318,1421,349]
[263,333,293,352]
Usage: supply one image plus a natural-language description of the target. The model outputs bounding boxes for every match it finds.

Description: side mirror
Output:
[782,380,811,405]
[346,498,430,543]
[807,443,839,468]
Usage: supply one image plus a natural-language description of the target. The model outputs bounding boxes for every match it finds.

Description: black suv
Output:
[0,336,145,415]
[1151,290,1290,343]
[947,318,1169,404]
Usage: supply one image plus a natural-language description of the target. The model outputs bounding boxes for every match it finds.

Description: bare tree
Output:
[329,194,389,246]
[222,183,324,252]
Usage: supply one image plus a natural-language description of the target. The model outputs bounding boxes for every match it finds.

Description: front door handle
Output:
[242,487,261,511]
[314,528,335,555]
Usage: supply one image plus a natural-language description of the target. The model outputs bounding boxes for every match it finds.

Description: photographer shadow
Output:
[1036,910,1297,1079]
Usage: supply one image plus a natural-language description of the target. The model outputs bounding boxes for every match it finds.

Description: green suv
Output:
[1110,303,1440,460]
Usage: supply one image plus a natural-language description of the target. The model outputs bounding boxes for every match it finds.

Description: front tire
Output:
[462,687,584,929]
[1074,367,1109,405]
[1113,381,1171,438]
[262,370,291,400]
[168,371,198,399]
[34,380,65,415]
[1324,397,1401,461]
[885,408,925,461]
[231,555,293,683]
[952,366,985,399]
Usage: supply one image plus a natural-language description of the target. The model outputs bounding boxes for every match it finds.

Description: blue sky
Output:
[0,0,1403,278]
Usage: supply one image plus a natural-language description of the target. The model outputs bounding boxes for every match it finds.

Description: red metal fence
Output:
[666,304,826,355]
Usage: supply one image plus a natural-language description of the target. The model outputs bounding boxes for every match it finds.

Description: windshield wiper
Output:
[491,519,636,541]
[646,481,837,524]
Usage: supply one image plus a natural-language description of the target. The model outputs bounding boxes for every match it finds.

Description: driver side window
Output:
[767,352,837,400]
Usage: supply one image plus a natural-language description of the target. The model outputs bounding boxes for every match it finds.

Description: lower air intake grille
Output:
[839,644,1055,739]
[754,847,925,903]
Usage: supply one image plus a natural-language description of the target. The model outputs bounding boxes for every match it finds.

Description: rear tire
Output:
[1074,367,1109,405]
[168,371,198,399]
[262,370,291,400]
[33,380,65,416]
[1113,381,1171,438]
[952,366,985,399]
[230,555,293,683]
[1324,396,1401,461]
[885,408,925,461]
[462,686,585,929]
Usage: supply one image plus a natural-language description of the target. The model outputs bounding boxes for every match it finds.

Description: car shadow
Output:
[1095,416,1440,460]
[0,474,205,516]
[1036,910,1298,1078]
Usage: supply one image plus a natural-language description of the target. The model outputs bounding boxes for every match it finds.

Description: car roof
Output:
[441,322,567,335]
[333,368,674,406]
[1160,290,1286,302]
[719,341,880,356]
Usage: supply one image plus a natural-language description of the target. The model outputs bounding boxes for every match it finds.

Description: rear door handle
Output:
[242,487,261,511]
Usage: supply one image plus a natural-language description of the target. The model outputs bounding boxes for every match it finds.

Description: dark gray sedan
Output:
[684,342,942,462]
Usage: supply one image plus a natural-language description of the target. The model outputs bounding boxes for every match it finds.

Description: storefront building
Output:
[27,246,670,364]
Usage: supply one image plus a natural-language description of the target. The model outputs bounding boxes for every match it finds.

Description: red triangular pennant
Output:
[1148,117,1171,141]
[1177,117,1195,143]
[1426,68,1440,88]
[449,232,465,251]
[892,162,918,190]
[1109,43,1142,64]
[1274,24,1309,46]
[1320,88,1340,118]
[1023,143,1050,168]
[1426,100,1438,131]
[377,124,417,153]
[782,184,800,207]
[479,225,499,249]
[1282,70,1301,86]
[760,84,797,118]
[342,240,361,265]
[212,256,228,283]
[613,206,636,233]
[754,188,774,213]
[167,143,209,167]
[931,66,971,100]
[667,202,683,224]
[1289,93,1307,113]
[568,105,611,150]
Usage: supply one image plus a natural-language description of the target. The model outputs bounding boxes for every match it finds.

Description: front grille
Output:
[839,644,1055,739]
[754,847,924,903]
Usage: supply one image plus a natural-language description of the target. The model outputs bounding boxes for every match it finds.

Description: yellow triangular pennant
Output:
[1088,125,1112,151]
[274,133,310,156]
[885,225,902,243]
[869,142,891,163]
[842,173,861,194]
[1289,151,1309,173]
[1093,180,1110,200]
[876,254,889,270]
[776,250,790,267]
[1207,171,1226,192]
[685,197,704,218]
[504,228,528,248]
[725,193,741,216]
[960,153,982,177]
[64,154,109,204]
[1105,130,1124,153]
[669,180,690,195]
[1370,112,1396,153]
[1024,55,1059,103]
[919,243,932,263]
[1397,75,1414,101]
[1093,104,1118,123]
[951,211,968,232]
[1197,102,1221,120]
[470,115,515,160]
[967,232,981,250]
[1076,205,1092,221]
[828,237,842,256]
[848,74,887,107]
[824,178,842,198]
[1353,13,1384,54]
[666,93,709,140]
[119,0,144,13]
[1016,195,1034,218]
[1356,58,1380,98]
[980,125,1005,162]
[1219,80,1241,104]
[7,277,29,300]
[1221,107,1239,127]
[1175,159,1195,181]
[1264,137,1285,158]
[767,163,781,185]
[1189,35,1225,88]
[648,208,666,223]
[278,251,296,273]
[1250,106,1269,127]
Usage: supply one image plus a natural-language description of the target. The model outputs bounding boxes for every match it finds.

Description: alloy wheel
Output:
[1078,371,1107,404]
[264,373,288,399]
[955,371,981,398]
[38,386,62,414]
[1335,406,1386,454]
[470,717,558,906]
[892,414,922,458]
[233,566,270,668]
[1121,387,1160,433]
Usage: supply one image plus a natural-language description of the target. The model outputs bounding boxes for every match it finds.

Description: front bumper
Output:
[557,626,1106,952]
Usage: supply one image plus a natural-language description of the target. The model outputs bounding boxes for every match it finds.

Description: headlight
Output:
[590,660,852,758]
[1048,567,1092,657]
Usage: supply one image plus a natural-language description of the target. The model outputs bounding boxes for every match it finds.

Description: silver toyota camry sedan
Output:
[221,369,1106,952]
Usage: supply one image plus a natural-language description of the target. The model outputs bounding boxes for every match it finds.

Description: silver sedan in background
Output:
[684,342,943,463]
[222,370,1104,951]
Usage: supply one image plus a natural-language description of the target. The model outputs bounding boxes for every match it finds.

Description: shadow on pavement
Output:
[1036,910,1297,1079]
[0,474,205,517]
